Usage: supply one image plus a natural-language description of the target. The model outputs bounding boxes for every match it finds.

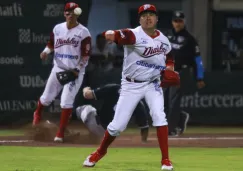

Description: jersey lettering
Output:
[55,38,79,48]
[136,60,166,70]
[142,43,167,58]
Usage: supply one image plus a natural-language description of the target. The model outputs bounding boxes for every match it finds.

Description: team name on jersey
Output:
[136,60,166,70]
[55,52,78,59]
[142,42,168,58]
[55,38,79,48]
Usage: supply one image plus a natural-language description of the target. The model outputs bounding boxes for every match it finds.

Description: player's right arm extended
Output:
[103,29,136,45]
[43,32,54,54]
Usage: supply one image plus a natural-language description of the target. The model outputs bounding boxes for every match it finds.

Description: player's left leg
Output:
[33,71,63,125]
[55,73,84,142]
[83,84,144,167]
[144,81,173,171]
[76,105,105,137]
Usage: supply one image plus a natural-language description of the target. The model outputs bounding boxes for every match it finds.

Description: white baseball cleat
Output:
[83,154,95,167]
[161,165,173,171]
[83,151,106,167]
[161,159,173,170]
[54,136,63,143]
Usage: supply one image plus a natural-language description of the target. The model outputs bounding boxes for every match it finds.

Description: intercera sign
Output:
[180,72,243,125]
[181,92,243,108]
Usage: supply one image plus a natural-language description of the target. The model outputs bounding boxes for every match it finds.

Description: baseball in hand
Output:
[105,30,115,42]
[74,7,82,15]
[105,30,115,35]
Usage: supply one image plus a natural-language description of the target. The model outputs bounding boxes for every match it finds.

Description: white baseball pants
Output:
[40,70,84,108]
[107,79,167,136]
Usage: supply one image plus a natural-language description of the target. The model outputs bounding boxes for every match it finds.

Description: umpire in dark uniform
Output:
[76,84,149,143]
[164,11,206,136]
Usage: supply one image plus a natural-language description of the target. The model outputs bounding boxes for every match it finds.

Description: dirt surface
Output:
[0,120,243,148]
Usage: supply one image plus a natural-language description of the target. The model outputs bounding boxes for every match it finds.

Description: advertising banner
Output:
[180,71,243,125]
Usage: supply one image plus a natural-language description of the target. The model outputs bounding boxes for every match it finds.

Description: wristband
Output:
[43,47,51,54]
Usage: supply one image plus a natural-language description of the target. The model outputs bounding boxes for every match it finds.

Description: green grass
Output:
[0,130,24,136]
[0,147,242,171]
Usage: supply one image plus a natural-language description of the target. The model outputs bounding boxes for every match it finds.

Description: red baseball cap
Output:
[64,2,79,11]
[138,4,157,15]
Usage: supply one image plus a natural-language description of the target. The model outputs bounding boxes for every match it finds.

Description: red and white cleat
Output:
[54,136,63,143]
[54,131,64,143]
[83,150,107,167]
[161,159,173,170]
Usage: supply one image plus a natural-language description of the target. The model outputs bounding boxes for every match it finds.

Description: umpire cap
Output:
[172,11,185,20]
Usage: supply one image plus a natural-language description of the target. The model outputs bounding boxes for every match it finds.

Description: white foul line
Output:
[119,137,243,141]
[169,137,243,140]
[0,137,243,143]
[0,140,33,143]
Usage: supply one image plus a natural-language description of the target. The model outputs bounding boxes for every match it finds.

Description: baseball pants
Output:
[40,68,84,108]
[76,105,105,137]
[107,79,167,136]
[76,105,149,137]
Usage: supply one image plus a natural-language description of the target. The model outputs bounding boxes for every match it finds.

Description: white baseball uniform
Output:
[106,26,172,136]
[40,22,91,108]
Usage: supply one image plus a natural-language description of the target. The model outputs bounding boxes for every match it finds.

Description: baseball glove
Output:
[56,69,79,85]
[160,70,180,88]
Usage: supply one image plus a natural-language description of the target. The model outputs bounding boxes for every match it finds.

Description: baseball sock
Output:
[156,126,169,161]
[34,99,44,116]
[56,108,72,137]
[97,130,116,154]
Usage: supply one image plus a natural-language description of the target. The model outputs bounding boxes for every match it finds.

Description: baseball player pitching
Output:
[83,4,174,170]
[76,84,149,143]
[32,2,91,143]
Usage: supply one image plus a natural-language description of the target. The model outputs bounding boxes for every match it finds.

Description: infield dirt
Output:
[0,120,243,148]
